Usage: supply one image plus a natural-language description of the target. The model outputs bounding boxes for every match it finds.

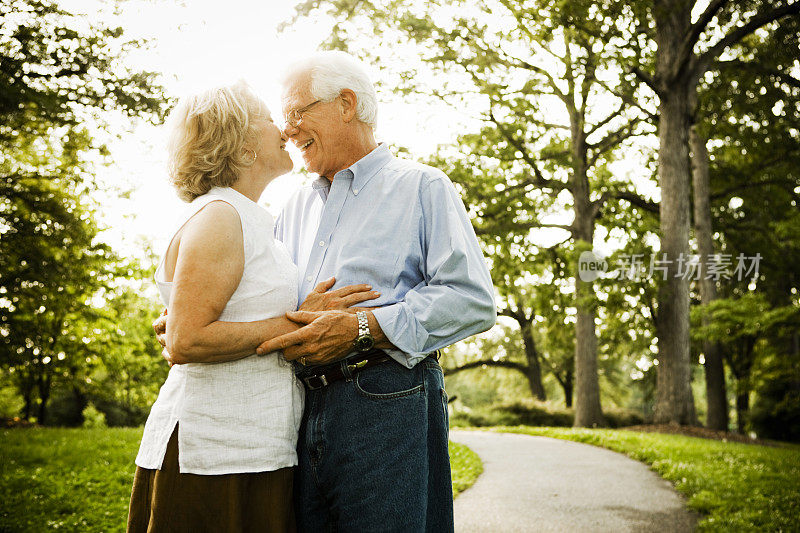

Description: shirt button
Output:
[319,241,325,246]
[353,188,359,195]
[306,276,313,282]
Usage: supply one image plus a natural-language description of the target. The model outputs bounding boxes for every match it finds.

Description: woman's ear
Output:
[339,89,358,123]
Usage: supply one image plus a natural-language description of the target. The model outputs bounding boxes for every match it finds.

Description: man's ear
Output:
[339,89,358,123]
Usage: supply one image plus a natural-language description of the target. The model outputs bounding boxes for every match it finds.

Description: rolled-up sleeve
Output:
[372,175,496,362]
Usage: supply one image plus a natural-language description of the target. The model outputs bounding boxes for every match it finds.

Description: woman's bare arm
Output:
[165,201,299,364]
[162,202,380,365]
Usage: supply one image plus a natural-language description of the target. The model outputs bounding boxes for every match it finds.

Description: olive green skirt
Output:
[127,426,296,532]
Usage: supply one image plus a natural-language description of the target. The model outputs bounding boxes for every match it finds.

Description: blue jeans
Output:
[294,354,453,532]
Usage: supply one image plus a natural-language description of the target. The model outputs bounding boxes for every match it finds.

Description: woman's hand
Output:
[153,309,168,348]
[152,309,176,365]
[161,347,175,368]
[299,277,380,312]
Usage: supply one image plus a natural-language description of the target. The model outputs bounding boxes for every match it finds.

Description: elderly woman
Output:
[126,82,376,532]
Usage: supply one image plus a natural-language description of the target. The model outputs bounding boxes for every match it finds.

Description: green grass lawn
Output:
[494,426,800,532]
[0,428,483,532]
[448,440,483,498]
[7,426,794,532]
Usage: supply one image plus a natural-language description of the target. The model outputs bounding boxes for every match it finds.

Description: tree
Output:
[0,0,166,422]
[0,166,115,423]
[623,0,800,425]
[87,279,169,426]
[692,14,800,428]
[286,0,661,427]
[692,294,799,432]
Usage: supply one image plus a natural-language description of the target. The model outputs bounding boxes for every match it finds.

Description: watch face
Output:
[355,335,374,352]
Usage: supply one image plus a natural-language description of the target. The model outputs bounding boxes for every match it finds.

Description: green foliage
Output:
[0,0,166,138]
[493,427,800,531]
[0,428,482,531]
[691,293,800,436]
[81,403,106,429]
[451,400,574,428]
[450,399,644,428]
[448,440,483,498]
[0,166,118,423]
[286,0,663,423]
[749,355,800,442]
[0,0,167,425]
[84,282,169,427]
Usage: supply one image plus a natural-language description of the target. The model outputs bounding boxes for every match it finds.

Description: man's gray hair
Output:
[289,51,378,129]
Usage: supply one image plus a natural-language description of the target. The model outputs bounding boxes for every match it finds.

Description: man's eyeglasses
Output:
[283,99,322,129]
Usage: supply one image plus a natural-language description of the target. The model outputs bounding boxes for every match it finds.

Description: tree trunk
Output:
[570,123,604,427]
[562,368,574,408]
[73,385,88,424]
[690,126,729,430]
[36,372,51,425]
[18,370,35,421]
[735,390,749,434]
[520,321,546,401]
[652,4,698,425]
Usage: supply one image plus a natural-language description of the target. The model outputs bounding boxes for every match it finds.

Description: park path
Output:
[450,430,698,533]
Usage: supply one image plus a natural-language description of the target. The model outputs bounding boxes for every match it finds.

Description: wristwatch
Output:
[354,310,375,352]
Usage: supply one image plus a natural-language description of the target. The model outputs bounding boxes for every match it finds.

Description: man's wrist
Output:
[353,310,375,352]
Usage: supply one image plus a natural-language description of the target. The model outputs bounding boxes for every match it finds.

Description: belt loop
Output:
[341,359,354,381]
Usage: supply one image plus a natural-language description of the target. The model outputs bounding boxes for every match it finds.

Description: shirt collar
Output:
[347,143,392,192]
[311,143,392,200]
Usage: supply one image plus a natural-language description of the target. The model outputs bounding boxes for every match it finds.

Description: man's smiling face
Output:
[281,71,349,179]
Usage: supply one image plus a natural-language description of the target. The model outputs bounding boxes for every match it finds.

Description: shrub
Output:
[450,400,645,428]
[750,371,800,442]
[81,403,107,428]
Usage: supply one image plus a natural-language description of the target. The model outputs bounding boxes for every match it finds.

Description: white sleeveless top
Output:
[135,186,304,475]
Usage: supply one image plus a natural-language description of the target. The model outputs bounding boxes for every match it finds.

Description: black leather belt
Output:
[300,349,392,391]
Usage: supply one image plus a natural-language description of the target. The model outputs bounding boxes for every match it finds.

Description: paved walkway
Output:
[450,430,697,532]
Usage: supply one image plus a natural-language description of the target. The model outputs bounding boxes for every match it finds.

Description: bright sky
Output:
[61,0,471,259]
[61,0,658,267]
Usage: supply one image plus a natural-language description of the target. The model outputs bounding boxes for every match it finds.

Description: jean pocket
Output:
[355,361,424,400]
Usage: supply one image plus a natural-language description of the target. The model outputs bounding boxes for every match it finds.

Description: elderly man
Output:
[254,51,496,532]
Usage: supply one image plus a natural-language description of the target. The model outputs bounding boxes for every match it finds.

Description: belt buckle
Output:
[303,374,328,390]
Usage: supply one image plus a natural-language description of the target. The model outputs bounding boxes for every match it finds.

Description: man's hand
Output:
[299,277,380,312]
[256,310,358,366]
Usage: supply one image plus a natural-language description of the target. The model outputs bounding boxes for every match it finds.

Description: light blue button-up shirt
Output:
[275,144,496,368]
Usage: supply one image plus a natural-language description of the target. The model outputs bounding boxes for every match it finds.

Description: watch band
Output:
[356,310,370,336]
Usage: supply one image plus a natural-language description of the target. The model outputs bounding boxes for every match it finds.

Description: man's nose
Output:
[282,122,299,138]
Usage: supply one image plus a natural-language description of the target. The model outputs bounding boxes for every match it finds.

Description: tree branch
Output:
[612,190,660,214]
[714,59,800,90]
[699,2,800,72]
[475,220,574,236]
[498,307,523,323]
[488,110,570,192]
[587,101,626,137]
[507,57,566,99]
[710,178,794,201]
[587,118,644,166]
[443,359,528,376]
[678,0,731,71]
[630,66,661,95]
[594,77,659,123]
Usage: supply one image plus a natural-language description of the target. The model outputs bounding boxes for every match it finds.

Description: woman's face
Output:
[253,112,293,179]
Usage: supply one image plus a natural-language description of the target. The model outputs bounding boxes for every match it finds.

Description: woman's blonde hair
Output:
[166,81,268,202]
